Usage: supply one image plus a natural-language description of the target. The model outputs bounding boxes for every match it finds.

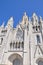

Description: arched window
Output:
[36,35,41,43]
[13,58,22,65]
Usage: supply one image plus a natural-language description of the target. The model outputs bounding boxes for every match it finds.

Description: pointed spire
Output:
[1,22,4,28]
[40,16,42,21]
[32,13,36,17]
[32,13,38,25]
[22,12,28,25]
[24,12,27,16]
[6,17,14,28]
[39,16,43,24]
[23,12,28,20]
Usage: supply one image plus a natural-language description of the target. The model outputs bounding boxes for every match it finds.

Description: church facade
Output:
[0,12,43,65]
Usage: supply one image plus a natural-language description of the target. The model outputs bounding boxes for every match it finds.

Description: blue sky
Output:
[0,0,43,27]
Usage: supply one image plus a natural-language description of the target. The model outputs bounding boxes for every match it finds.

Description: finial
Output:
[24,12,27,16]
[33,13,36,17]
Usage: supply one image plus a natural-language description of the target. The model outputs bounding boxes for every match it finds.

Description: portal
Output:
[13,58,22,65]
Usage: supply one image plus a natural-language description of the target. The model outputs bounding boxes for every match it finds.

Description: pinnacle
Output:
[24,12,27,16]
[1,22,4,28]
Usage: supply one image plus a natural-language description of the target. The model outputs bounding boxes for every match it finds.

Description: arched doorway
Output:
[38,61,43,65]
[8,53,23,65]
[36,58,43,65]
[13,58,22,65]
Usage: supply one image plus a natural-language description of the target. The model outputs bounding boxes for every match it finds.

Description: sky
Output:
[0,0,43,27]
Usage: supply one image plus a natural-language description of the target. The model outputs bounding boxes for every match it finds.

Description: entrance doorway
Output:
[8,53,23,65]
[13,58,22,65]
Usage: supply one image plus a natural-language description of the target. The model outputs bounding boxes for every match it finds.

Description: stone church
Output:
[0,12,43,65]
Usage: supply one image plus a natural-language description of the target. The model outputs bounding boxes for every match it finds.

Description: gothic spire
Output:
[32,13,38,25]
[40,16,43,23]
[1,22,4,28]
[22,12,29,25]
[6,17,14,28]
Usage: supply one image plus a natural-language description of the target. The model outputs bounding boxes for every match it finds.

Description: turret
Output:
[32,13,42,45]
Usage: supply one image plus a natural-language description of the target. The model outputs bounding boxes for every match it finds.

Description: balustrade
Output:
[10,42,24,51]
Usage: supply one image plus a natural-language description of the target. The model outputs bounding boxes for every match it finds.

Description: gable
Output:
[34,45,43,58]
